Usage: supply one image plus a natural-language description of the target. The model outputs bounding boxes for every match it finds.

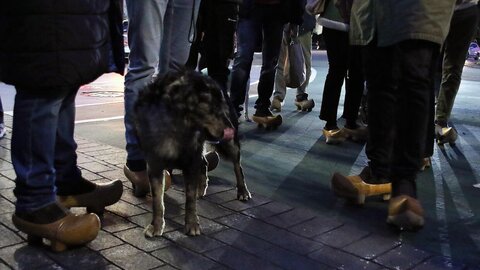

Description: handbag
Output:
[305,0,327,15]
[284,38,306,89]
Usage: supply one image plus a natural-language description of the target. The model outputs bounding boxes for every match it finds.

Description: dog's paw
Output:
[184,222,201,236]
[144,223,165,238]
[237,187,252,201]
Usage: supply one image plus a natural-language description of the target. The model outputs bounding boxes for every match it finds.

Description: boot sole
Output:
[387,210,424,231]
[331,173,391,204]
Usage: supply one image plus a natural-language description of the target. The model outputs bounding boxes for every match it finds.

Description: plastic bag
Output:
[284,38,306,88]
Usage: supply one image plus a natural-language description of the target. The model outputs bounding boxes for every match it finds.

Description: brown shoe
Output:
[57,180,123,215]
[331,172,391,205]
[435,125,458,146]
[387,195,424,231]
[124,165,150,197]
[323,128,347,144]
[12,203,100,252]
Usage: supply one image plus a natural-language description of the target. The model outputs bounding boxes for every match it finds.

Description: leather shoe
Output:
[323,128,347,144]
[124,165,171,197]
[57,179,123,215]
[387,195,424,231]
[124,165,150,197]
[435,124,457,146]
[331,171,391,205]
[12,203,100,252]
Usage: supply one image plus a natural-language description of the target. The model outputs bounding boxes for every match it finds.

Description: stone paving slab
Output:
[0,124,477,269]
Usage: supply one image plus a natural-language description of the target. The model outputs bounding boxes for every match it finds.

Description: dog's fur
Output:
[134,70,251,236]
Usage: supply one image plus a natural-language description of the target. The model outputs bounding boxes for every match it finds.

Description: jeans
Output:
[273,28,312,101]
[363,40,438,196]
[124,0,200,169]
[319,27,363,126]
[229,4,284,114]
[12,87,82,212]
[435,6,479,123]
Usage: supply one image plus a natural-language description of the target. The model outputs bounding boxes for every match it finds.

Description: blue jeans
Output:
[229,4,284,114]
[124,0,199,168]
[12,87,82,212]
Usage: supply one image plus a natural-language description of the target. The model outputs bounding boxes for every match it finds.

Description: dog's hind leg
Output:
[183,167,201,236]
[144,169,167,238]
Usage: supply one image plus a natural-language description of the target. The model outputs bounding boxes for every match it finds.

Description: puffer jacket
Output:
[0,0,124,95]
[349,0,456,47]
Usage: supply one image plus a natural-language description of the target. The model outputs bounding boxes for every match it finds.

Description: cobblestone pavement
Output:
[0,111,478,270]
[1,58,480,269]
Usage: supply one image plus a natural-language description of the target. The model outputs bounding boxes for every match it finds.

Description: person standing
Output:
[228,0,304,123]
[331,0,455,231]
[271,6,316,112]
[317,0,365,144]
[123,0,200,196]
[0,0,125,251]
[435,0,479,145]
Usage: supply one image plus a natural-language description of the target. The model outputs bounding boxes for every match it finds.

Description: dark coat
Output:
[0,0,125,96]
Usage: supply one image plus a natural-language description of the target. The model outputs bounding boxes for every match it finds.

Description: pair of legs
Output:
[319,27,364,130]
[332,39,439,230]
[12,87,83,212]
[435,6,479,142]
[124,0,199,172]
[229,4,284,117]
[365,40,439,195]
[185,0,240,122]
[11,87,122,251]
[272,27,313,105]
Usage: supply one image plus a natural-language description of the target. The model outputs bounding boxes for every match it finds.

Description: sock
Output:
[392,178,417,198]
[435,119,447,127]
[324,121,338,130]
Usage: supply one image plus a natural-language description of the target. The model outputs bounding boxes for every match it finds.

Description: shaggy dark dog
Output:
[134,70,251,236]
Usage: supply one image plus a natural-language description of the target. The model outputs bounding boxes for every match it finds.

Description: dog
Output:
[134,70,251,237]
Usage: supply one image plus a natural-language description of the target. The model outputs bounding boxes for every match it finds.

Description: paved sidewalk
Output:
[0,113,477,270]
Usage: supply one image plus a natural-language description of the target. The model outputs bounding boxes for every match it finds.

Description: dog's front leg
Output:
[234,162,251,201]
[183,168,201,236]
[232,148,251,201]
[144,170,167,238]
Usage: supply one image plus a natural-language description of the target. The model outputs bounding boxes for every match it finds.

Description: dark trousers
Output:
[319,27,364,126]
[436,6,479,123]
[203,1,239,91]
[364,40,438,197]
[12,87,83,212]
[230,4,284,113]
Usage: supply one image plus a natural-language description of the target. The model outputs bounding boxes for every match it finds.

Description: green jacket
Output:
[349,0,456,47]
